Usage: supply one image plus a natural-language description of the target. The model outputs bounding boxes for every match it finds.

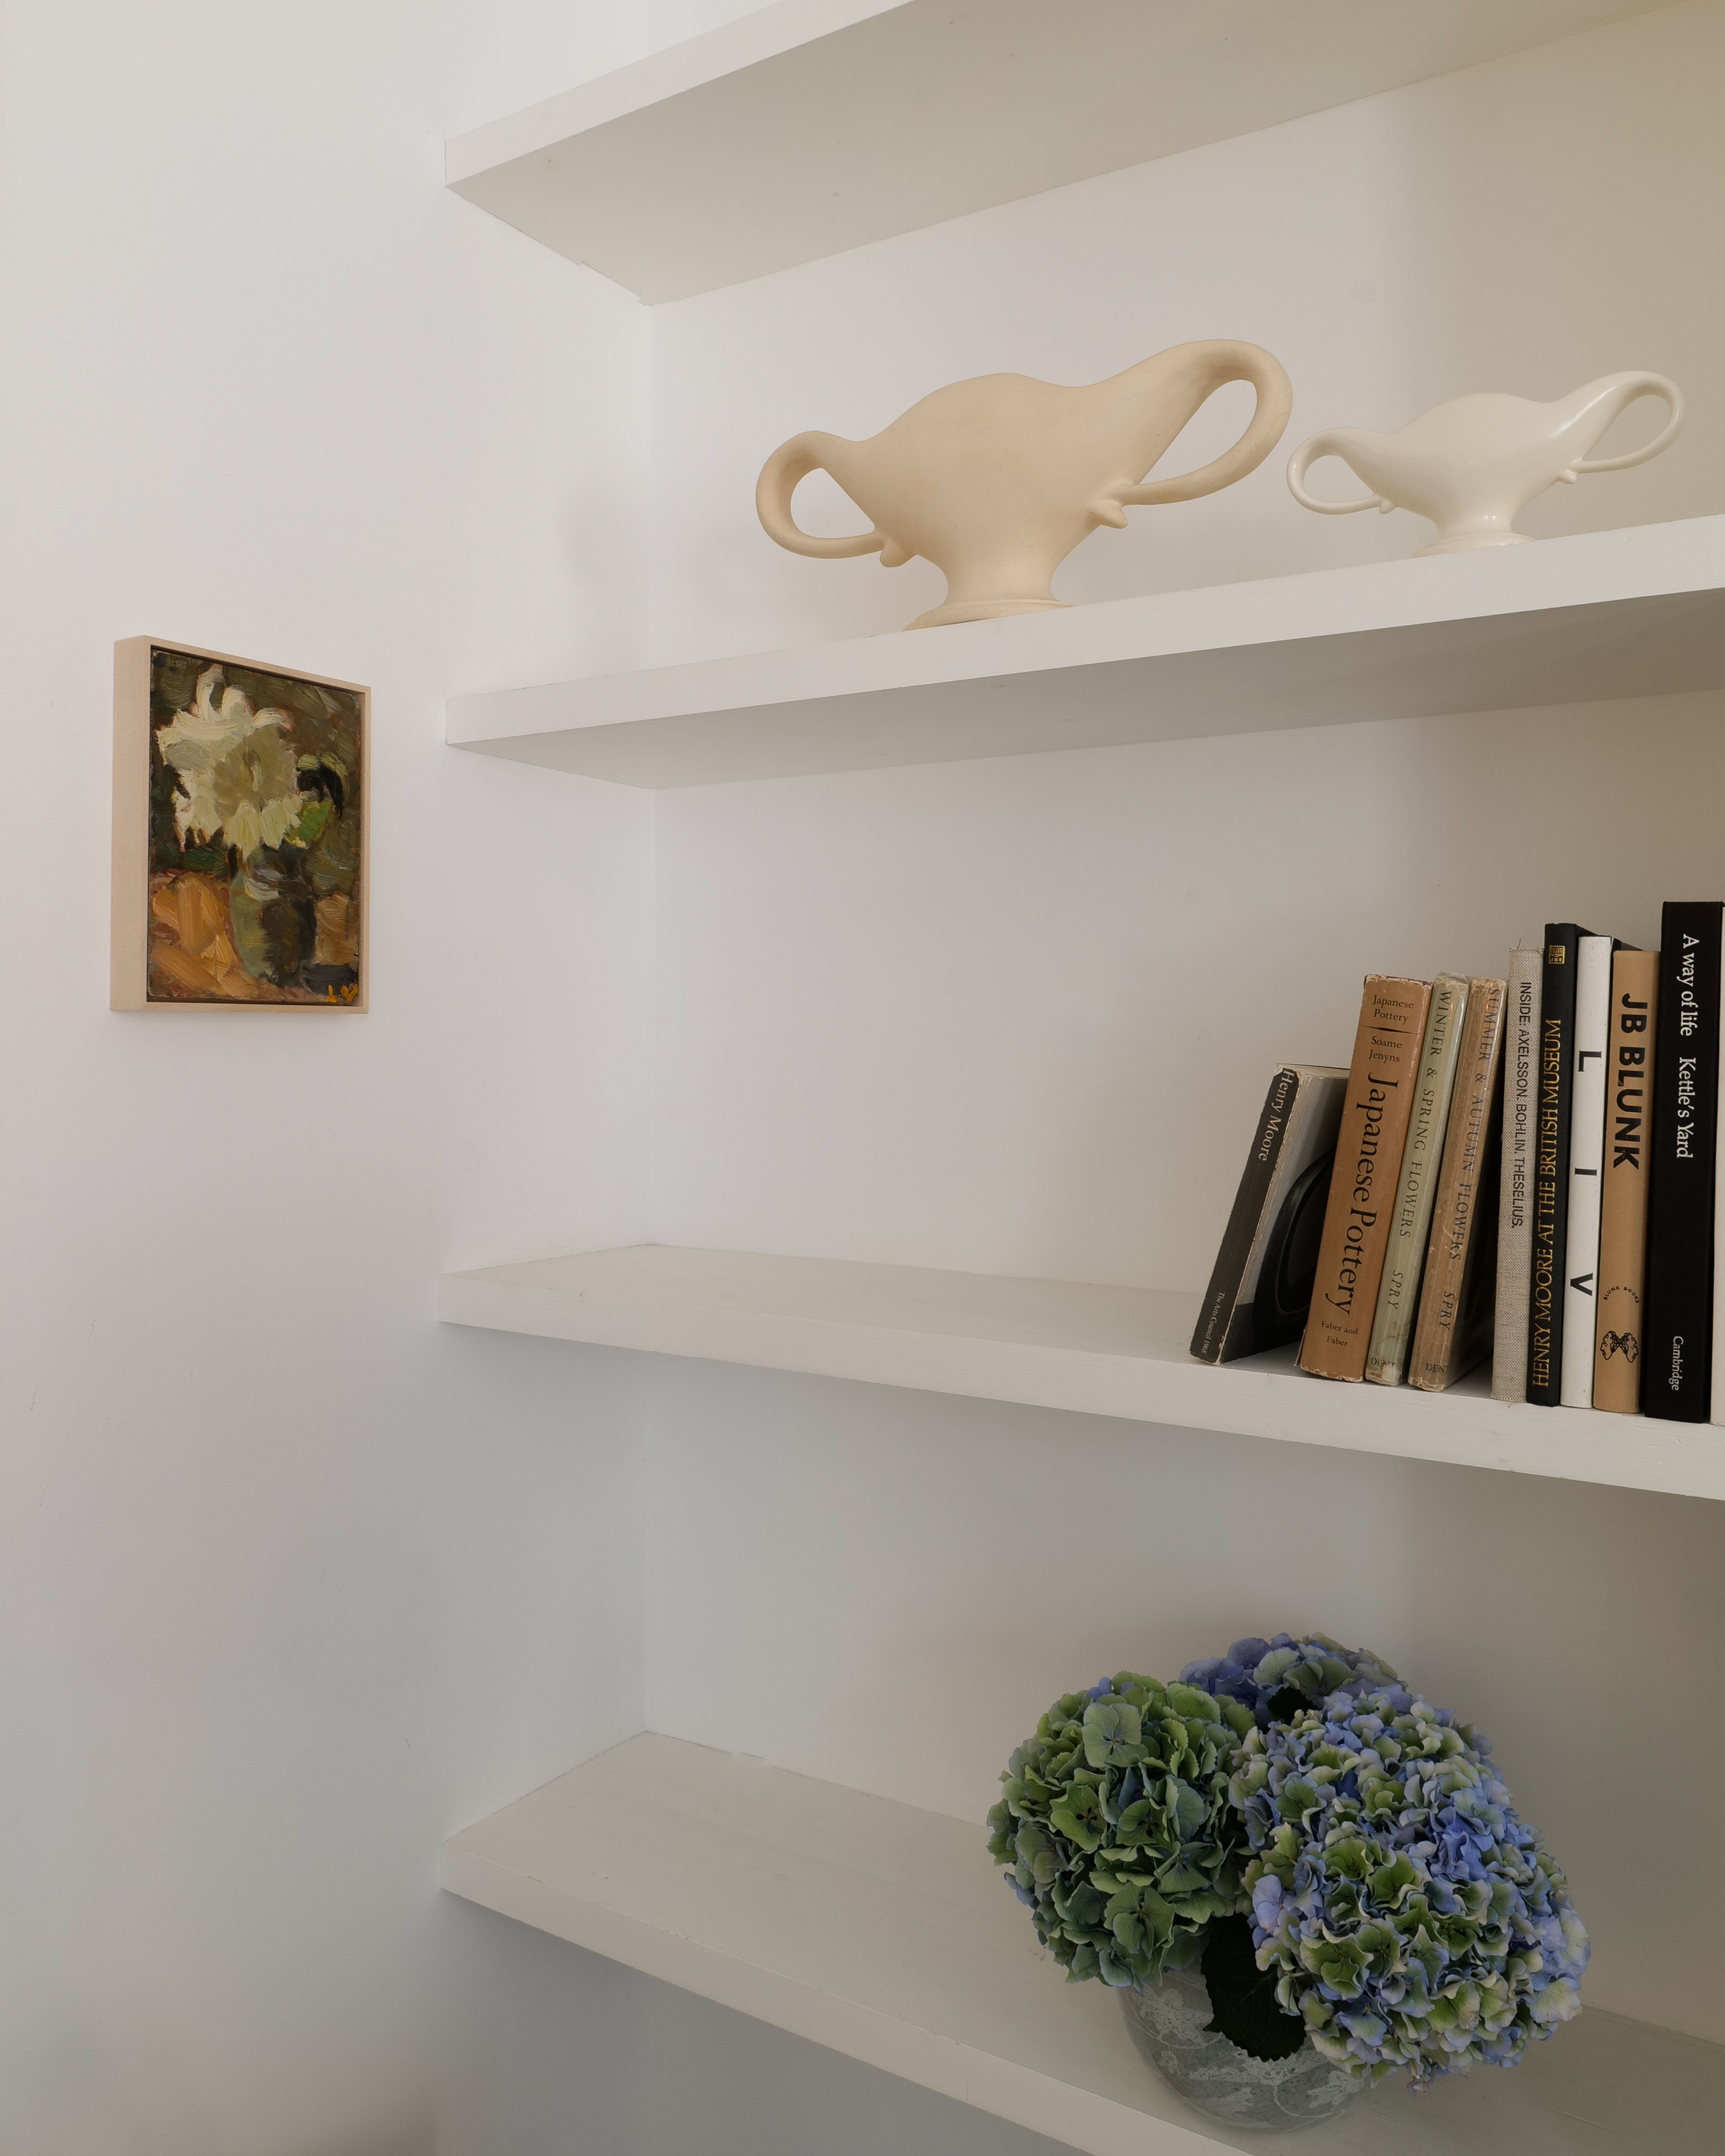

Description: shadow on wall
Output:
[297,2113,433,2156]
[639,1978,1074,2156]
[434,1898,1071,2156]
[434,1900,642,2156]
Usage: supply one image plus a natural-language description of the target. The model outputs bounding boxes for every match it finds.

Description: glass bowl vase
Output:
[1120,1964,1366,2134]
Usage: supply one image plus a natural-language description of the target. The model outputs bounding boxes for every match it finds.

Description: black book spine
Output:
[1642,902,1723,1421]
[1191,1068,1298,1362]
[1527,925,1587,1404]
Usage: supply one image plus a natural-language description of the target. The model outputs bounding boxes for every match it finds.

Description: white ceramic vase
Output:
[756,342,1292,629]
[1286,372,1684,555]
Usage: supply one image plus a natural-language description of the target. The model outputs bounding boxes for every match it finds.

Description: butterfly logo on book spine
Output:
[1600,1330,1639,1363]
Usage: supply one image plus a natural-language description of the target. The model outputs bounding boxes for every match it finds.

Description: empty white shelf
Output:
[437,1245,1725,1501]
[442,1731,1723,2156]
[445,0,1673,303]
[445,515,1725,787]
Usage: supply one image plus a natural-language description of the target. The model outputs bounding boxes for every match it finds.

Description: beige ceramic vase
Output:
[756,342,1293,630]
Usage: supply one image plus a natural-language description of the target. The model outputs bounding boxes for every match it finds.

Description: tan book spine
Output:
[1594,948,1660,1412]
[1365,974,1469,1387]
[1409,980,1508,1392]
[1298,975,1432,1381]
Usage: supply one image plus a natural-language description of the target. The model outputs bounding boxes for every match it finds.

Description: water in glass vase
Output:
[1120,1965,1365,2134]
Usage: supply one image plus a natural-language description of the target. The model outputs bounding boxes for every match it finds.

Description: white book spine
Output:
[1713,931,1725,1424]
[1559,936,1614,1405]
[1491,949,1543,1402]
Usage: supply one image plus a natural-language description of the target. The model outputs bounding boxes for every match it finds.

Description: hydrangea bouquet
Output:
[988,1634,1588,2093]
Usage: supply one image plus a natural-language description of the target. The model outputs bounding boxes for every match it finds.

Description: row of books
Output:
[1191,902,1724,1422]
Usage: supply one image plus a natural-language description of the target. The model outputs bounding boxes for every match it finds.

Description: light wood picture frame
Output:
[111,638,369,1011]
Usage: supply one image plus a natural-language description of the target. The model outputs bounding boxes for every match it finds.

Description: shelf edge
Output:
[439,1834,1222,2156]
[438,1263,1725,1502]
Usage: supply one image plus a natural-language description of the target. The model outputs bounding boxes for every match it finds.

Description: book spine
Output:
[1408,979,1507,1391]
[1644,902,1724,1422]
[1365,976,1469,1386]
[1191,1067,1299,1362]
[1298,976,1432,1382]
[1716,926,1725,1424]
[1594,948,1659,1414]
[1527,925,1585,1405]
[1559,937,1616,1406]
[1491,949,1543,1402]
[1222,1073,1348,1360]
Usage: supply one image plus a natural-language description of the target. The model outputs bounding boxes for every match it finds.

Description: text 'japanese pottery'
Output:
[1286,373,1684,556]
[756,341,1293,630]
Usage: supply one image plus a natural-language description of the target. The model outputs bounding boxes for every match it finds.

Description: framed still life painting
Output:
[111,638,368,1010]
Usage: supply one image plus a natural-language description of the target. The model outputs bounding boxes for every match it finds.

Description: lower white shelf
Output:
[436,1245,1725,1501]
[442,1733,1721,2156]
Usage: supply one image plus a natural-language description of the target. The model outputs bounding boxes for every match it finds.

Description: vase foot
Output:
[907,597,1069,630]
[1413,531,1534,557]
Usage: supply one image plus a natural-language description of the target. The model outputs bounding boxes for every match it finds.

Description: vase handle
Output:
[1286,432,1391,515]
[1116,343,1294,506]
[756,433,891,559]
[1571,373,1685,474]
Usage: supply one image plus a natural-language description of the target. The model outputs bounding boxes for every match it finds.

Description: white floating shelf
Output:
[447,515,1725,788]
[444,1732,1721,2156]
[437,1245,1725,1501]
[446,0,1671,303]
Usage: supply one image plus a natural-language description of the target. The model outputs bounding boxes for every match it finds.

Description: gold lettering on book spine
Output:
[1298,977,1431,1381]
[1527,1012,1563,1390]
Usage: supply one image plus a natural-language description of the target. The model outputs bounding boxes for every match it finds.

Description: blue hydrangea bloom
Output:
[1180,1633,1406,1726]
[1229,1689,1589,2086]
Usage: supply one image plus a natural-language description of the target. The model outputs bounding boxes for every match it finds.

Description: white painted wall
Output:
[639,0,1725,2092]
[650,689,1725,1285]
[0,4,658,2153]
[8,3,1724,2152]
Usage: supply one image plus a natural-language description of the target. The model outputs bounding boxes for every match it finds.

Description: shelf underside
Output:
[437,1245,1725,1501]
[445,0,1671,302]
[446,516,1725,788]
[443,1732,1722,2156]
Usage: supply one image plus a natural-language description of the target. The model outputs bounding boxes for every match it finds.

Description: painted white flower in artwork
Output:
[157,664,301,859]
[213,727,304,858]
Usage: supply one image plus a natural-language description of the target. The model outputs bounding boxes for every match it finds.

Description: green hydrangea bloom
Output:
[987,1672,1256,1986]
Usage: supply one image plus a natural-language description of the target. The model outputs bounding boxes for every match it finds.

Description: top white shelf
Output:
[447,514,1725,789]
[446,0,1671,303]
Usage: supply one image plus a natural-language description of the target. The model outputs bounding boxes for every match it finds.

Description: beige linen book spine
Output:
[1595,947,1660,1413]
[1365,975,1470,1386]
[1298,975,1432,1382]
[1409,980,1508,1392]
